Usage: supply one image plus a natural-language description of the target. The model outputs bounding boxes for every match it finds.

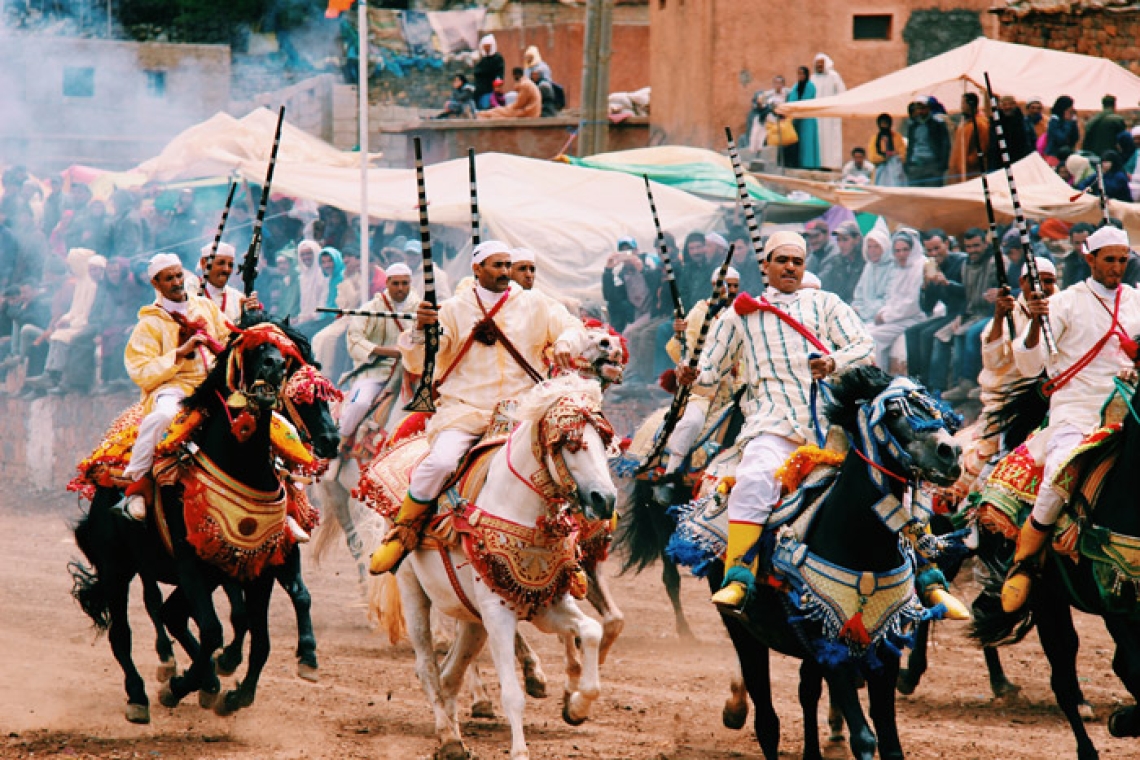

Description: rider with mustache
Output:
[120,253,259,520]
[369,240,588,575]
[677,231,875,611]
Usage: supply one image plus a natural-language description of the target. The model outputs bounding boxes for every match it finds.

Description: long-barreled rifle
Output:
[318,306,415,321]
[404,136,440,413]
[199,181,238,297]
[644,175,686,343]
[968,106,1016,339]
[238,105,285,299]
[724,127,770,289]
[984,73,1057,356]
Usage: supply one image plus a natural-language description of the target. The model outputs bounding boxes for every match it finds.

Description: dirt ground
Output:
[1,488,1137,760]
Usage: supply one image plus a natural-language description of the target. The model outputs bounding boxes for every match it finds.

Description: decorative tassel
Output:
[231,410,257,442]
[775,445,845,493]
[839,611,872,648]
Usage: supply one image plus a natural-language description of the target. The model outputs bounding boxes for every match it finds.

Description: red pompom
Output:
[658,368,678,394]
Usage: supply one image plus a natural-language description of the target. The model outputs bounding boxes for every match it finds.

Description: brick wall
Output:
[998,8,1140,76]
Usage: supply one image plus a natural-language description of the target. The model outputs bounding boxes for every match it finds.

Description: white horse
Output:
[398,375,619,760]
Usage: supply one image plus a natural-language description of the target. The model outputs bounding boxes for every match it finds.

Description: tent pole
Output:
[358,0,370,305]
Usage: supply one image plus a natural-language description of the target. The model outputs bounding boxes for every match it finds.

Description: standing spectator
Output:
[867,113,907,186]
[107,189,147,259]
[810,53,846,169]
[949,93,989,182]
[803,219,836,274]
[785,66,819,169]
[473,34,505,110]
[840,147,874,185]
[851,227,894,323]
[437,74,476,118]
[602,236,659,337]
[523,45,552,82]
[1045,95,1080,164]
[866,229,926,369]
[987,95,1032,168]
[1082,95,1126,158]
[904,230,966,388]
[7,205,47,287]
[41,176,64,238]
[818,221,864,303]
[479,68,541,119]
[905,97,950,187]
[311,249,360,382]
[1025,96,1047,144]
[159,189,201,267]
[294,239,326,331]
[679,232,713,307]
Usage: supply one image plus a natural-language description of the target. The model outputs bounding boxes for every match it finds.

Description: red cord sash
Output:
[1042,286,1138,397]
[733,292,830,355]
[434,289,542,393]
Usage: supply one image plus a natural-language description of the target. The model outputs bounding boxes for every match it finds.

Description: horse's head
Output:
[282,364,343,460]
[224,323,306,410]
[518,376,619,521]
[828,366,963,487]
[556,320,628,389]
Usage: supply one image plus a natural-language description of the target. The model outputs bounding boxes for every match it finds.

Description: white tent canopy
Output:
[128,109,722,301]
[778,38,1140,119]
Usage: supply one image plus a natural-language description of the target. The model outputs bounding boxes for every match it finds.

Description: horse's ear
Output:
[282,315,291,327]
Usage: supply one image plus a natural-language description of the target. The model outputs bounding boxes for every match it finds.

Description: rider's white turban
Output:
[147,252,183,281]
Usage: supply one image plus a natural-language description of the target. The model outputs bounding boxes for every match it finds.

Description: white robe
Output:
[811,59,846,169]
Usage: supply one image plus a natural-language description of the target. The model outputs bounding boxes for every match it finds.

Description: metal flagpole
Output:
[358,0,370,307]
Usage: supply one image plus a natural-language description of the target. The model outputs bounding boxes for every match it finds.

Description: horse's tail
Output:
[367,573,407,645]
[983,374,1049,452]
[968,527,1036,647]
[309,484,345,567]
[69,503,111,632]
[614,478,677,575]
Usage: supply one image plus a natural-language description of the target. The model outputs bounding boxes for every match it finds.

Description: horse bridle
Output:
[858,377,962,486]
[280,364,344,445]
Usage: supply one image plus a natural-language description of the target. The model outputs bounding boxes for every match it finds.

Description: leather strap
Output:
[438,543,482,620]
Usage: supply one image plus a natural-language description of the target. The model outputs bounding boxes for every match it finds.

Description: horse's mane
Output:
[240,311,318,368]
[511,374,604,425]
[824,365,895,433]
[982,374,1048,451]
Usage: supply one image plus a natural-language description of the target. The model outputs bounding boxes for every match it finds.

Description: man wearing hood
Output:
[24,248,102,395]
[810,53,846,169]
[866,229,927,369]
[473,34,505,110]
[523,45,552,82]
[851,227,894,323]
[295,239,325,327]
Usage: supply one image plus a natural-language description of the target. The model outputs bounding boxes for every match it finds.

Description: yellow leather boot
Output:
[369,492,430,575]
[711,521,763,610]
[1000,518,1050,613]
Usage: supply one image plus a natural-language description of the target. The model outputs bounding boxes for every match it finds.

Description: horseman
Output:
[659,266,741,478]
[1002,226,1140,611]
[510,247,537,290]
[368,240,588,575]
[198,242,244,322]
[338,262,420,449]
[119,253,257,519]
[677,231,875,610]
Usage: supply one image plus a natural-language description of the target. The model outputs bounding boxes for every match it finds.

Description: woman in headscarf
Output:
[810,53,846,169]
[296,239,327,327]
[266,246,301,318]
[784,66,819,169]
[1045,95,1080,164]
[1064,153,1094,187]
[866,228,926,369]
[850,227,894,323]
[298,246,344,340]
[473,34,505,110]
[867,113,907,187]
[523,45,552,83]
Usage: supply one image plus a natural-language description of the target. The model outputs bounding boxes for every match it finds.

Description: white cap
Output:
[1086,225,1130,253]
[763,230,808,258]
[200,241,236,261]
[89,254,107,269]
[713,265,741,283]
[385,262,412,278]
[511,247,536,264]
[801,271,822,289]
[147,253,183,281]
[705,232,728,251]
[473,240,511,265]
[1032,257,1057,278]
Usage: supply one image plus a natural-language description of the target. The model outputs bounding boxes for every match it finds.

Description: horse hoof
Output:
[156,658,178,683]
[721,702,747,731]
[991,679,1021,700]
[157,682,181,709]
[561,692,589,727]
[471,699,495,719]
[524,674,548,700]
[199,688,221,710]
[1079,700,1097,723]
[1108,706,1138,737]
[297,662,319,683]
[213,651,239,678]
[435,740,471,760]
[896,669,918,696]
[125,703,150,724]
[214,690,240,717]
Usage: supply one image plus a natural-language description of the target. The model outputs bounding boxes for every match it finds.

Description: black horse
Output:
[70,322,337,722]
[973,378,1140,760]
[721,366,963,760]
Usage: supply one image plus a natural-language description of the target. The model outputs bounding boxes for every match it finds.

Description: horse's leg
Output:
[276,550,319,681]
[661,554,694,640]
[216,574,274,716]
[798,659,825,760]
[440,620,488,731]
[331,479,370,584]
[159,554,223,708]
[515,631,548,699]
[141,577,177,683]
[467,660,496,719]
[398,568,466,759]
[984,646,1020,699]
[585,560,625,665]
[896,618,929,695]
[214,581,246,677]
[544,600,603,729]
[867,650,904,760]
[719,614,778,760]
[722,662,749,731]
[106,576,150,723]
[159,588,200,662]
[1033,590,1098,760]
[1103,613,1140,739]
[824,666,877,760]
[481,600,531,760]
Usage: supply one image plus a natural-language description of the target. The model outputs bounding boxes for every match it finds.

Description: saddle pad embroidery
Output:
[574,514,613,571]
[356,433,430,518]
[68,402,146,498]
[984,441,1043,505]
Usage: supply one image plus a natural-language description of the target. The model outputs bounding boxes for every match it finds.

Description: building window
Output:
[145,70,166,98]
[853,14,892,41]
[63,66,95,97]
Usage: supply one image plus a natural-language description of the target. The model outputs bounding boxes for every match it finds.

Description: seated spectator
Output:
[403,239,452,301]
[850,227,893,322]
[1076,151,1132,202]
[904,229,965,390]
[297,247,345,340]
[473,34,505,110]
[294,240,327,331]
[803,219,837,273]
[1000,227,1055,295]
[608,87,651,118]
[532,69,561,117]
[265,247,301,318]
[866,228,926,369]
[1061,222,1096,288]
[479,69,541,120]
[26,249,103,395]
[523,45,552,83]
[312,249,361,383]
[867,113,907,187]
[935,228,997,401]
[436,74,477,119]
[91,257,147,392]
[0,281,53,389]
[818,221,865,303]
[840,147,875,186]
